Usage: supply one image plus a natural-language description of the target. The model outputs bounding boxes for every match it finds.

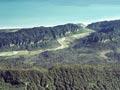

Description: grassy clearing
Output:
[98,50,112,59]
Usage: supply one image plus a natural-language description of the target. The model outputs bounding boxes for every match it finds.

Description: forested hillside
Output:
[0,64,120,90]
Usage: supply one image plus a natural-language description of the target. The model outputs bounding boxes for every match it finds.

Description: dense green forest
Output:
[0,64,120,90]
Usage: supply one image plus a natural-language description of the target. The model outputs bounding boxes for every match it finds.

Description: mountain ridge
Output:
[0,23,85,51]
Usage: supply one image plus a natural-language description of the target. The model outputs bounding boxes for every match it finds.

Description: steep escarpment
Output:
[0,64,120,90]
[0,23,83,51]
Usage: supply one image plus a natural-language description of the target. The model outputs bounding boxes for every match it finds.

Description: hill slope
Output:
[0,24,85,51]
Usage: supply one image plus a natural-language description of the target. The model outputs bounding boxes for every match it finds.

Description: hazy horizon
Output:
[0,0,120,29]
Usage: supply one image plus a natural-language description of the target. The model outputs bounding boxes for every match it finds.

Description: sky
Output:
[0,0,120,28]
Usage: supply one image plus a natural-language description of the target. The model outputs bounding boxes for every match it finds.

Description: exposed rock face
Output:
[0,24,83,51]
[0,64,120,90]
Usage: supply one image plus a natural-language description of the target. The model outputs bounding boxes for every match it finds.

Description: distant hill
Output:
[0,23,84,51]
[74,20,120,49]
